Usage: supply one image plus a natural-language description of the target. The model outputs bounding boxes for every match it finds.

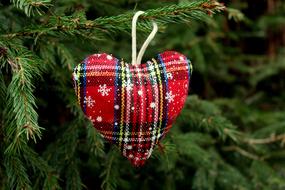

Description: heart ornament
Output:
[73,12,192,166]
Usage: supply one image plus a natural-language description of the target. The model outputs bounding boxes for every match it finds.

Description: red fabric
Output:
[73,51,191,166]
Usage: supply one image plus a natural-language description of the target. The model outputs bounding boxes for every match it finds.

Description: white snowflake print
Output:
[123,79,133,91]
[147,61,155,70]
[84,96,95,107]
[150,102,156,108]
[167,72,173,80]
[106,55,113,60]
[138,90,143,96]
[98,84,111,96]
[165,91,175,103]
[150,71,157,82]
[114,105,120,110]
[96,116,102,122]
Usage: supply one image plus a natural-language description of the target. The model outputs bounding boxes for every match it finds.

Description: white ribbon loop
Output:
[131,11,158,65]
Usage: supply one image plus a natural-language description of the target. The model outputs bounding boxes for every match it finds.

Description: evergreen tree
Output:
[0,0,285,189]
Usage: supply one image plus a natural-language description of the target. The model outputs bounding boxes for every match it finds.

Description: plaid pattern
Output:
[73,51,192,166]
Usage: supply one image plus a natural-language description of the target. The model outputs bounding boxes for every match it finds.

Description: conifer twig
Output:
[243,133,285,145]
[11,0,52,17]
[222,146,262,161]
[2,0,225,39]
[100,148,118,190]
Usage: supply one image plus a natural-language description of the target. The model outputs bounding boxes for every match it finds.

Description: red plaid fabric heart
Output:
[73,51,191,166]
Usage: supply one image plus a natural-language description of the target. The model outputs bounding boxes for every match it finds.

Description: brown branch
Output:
[222,146,263,161]
[7,58,19,71]
[243,133,285,145]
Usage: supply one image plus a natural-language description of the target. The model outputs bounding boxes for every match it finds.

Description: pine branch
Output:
[4,44,44,143]
[0,41,54,189]
[87,123,105,157]
[178,95,242,142]
[152,140,178,171]
[100,148,118,190]
[216,163,250,189]
[65,159,83,190]
[175,133,215,168]
[0,72,6,110]
[56,43,75,70]
[3,0,225,39]
[243,133,285,145]
[11,0,52,17]
[42,121,84,189]
[42,173,61,190]
[222,146,263,161]
[250,161,285,188]
[4,140,57,189]
[192,167,217,189]
[4,154,32,190]
[39,43,106,158]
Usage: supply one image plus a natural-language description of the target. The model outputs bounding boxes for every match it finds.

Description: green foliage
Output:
[4,44,43,143]
[11,0,52,16]
[3,0,224,40]
[0,0,285,189]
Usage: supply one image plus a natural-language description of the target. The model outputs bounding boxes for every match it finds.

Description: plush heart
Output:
[73,51,191,166]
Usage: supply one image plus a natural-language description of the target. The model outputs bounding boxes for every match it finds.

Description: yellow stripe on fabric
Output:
[76,64,82,105]
[119,61,125,149]
[152,59,163,143]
